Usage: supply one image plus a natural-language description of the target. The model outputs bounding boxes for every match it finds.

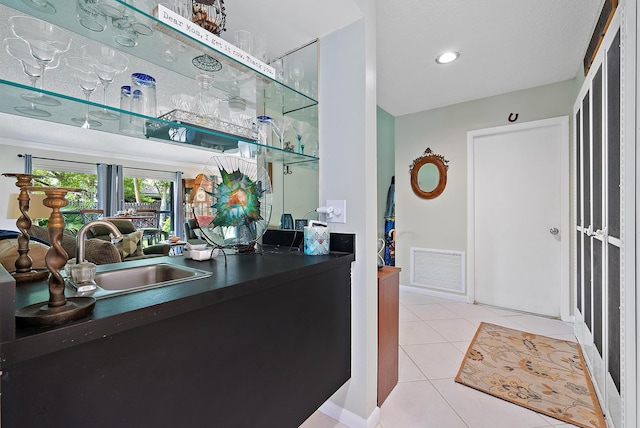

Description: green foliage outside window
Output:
[32,170,174,234]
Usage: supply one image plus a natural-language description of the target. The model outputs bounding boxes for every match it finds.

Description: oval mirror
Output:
[409,148,449,199]
[417,163,440,193]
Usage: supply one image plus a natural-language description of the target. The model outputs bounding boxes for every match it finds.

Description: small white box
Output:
[190,248,219,261]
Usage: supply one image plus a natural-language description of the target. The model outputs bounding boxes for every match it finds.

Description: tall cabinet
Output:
[572,9,633,428]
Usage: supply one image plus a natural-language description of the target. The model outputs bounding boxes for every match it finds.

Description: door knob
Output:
[549,227,559,235]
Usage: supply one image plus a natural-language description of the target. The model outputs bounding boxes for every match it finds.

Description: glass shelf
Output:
[0,0,317,116]
[0,79,318,169]
[0,0,319,168]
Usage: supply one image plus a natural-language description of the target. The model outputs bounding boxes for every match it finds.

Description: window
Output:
[33,162,98,232]
[26,155,183,238]
[123,168,177,238]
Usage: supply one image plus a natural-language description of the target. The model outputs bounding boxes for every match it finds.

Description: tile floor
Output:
[300,290,579,428]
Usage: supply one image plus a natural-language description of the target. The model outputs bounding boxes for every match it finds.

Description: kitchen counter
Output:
[0,242,354,427]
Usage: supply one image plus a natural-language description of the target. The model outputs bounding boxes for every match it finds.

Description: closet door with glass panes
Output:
[573,14,622,428]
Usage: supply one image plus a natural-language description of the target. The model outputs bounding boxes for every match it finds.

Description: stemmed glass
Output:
[270,116,292,150]
[4,37,60,117]
[288,60,305,91]
[10,16,72,107]
[291,119,310,154]
[20,0,56,14]
[65,57,102,129]
[81,44,129,121]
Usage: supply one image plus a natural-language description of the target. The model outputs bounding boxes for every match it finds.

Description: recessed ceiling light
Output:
[436,51,460,64]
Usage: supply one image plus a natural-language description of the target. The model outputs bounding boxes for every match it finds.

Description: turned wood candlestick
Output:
[2,172,48,282]
[15,187,95,328]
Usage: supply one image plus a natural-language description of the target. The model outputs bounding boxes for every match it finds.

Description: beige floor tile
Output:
[546,333,578,342]
[399,305,420,322]
[404,303,460,320]
[398,347,426,382]
[508,314,574,336]
[426,318,479,342]
[400,320,447,345]
[464,316,525,331]
[379,380,467,428]
[440,302,500,319]
[299,411,349,428]
[450,340,472,354]
[538,411,583,426]
[483,305,531,316]
[400,291,452,305]
[403,342,465,379]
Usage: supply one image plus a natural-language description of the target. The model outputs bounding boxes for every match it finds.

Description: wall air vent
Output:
[410,247,465,294]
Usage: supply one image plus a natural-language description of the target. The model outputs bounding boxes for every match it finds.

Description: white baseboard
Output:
[318,400,380,428]
[400,284,469,303]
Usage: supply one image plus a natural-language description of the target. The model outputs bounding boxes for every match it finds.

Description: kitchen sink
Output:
[67,263,212,299]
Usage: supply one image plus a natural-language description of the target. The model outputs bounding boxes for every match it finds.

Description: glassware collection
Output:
[0,0,318,160]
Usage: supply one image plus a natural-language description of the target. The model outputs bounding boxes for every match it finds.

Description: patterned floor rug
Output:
[455,322,606,428]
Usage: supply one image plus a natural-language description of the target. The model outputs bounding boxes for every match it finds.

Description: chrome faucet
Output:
[76,220,123,263]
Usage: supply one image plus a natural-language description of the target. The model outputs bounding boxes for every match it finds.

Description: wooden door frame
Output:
[466,116,571,321]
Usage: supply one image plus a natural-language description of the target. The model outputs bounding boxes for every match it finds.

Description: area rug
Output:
[455,322,606,428]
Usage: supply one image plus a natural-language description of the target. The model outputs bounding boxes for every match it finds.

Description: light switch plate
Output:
[326,199,346,223]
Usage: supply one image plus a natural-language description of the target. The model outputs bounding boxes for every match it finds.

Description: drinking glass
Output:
[81,44,129,120]
[96,0,125,19]
[131,72,156,117]
[10,16,72,107]
[65,57,102,129]
[234,30,253,55]
[194,72,219,117]
[112,15,138,47]
[4,37,59,117]
[77,0,107,32]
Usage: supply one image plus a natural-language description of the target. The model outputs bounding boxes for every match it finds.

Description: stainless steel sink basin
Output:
[68,263,212,299]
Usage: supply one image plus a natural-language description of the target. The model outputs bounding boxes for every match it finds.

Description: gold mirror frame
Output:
[409,148,449,199]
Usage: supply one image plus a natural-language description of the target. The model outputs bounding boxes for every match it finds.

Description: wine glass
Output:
[288,60,305,91]
[65,57,102,129]
[270,116,292,150]
[81,44,129,121]
[291,118,310,152]
[4,37,60,117]
[20,0,56,14]
[10,16,72,107]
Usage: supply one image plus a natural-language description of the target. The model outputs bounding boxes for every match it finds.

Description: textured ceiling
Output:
[376,0,604,116]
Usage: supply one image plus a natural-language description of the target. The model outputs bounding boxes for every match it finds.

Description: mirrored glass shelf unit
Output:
[0,0,319,168]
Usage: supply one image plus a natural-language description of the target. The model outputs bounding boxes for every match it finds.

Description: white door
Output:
[467,117,569,319]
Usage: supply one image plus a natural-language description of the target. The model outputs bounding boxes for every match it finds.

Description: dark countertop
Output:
[1,247,355,366]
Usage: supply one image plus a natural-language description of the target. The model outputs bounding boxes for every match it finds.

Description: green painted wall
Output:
[377,106,395,239]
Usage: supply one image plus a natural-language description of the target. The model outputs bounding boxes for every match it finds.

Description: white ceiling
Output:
[226,0,604,118]
[376,0,604,116]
